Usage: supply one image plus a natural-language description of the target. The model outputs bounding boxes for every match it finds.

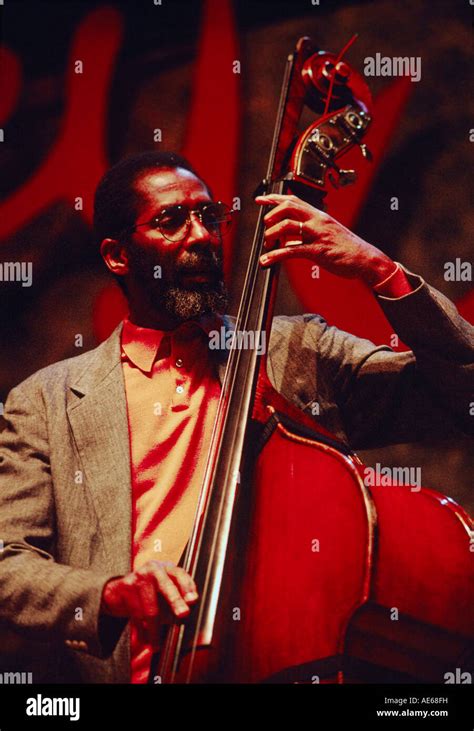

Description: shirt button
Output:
[175,358,184,368]
[176,385,184,394]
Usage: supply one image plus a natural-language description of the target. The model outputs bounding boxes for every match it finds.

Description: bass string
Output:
[323,33,359,116]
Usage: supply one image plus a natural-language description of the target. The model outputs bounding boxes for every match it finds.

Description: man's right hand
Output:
[100,560,198,647]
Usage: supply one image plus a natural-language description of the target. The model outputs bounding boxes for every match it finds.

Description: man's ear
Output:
[100,238,130,279]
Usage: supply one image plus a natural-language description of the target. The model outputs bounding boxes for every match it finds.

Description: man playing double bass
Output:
[0,151,472,683]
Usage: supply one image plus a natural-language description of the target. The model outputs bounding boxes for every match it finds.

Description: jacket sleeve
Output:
[0,381,126,658]
[318,267,474,449]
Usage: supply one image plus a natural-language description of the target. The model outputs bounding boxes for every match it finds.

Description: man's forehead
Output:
[135,167,209,203]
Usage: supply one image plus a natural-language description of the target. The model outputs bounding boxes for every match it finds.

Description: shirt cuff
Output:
[372,262,414,298]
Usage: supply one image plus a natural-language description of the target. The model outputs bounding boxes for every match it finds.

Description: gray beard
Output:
[126,241,228,323]
[163,284,228,322]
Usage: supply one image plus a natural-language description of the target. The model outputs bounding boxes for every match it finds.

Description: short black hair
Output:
[93,150,207,242]
[93,151,208,291]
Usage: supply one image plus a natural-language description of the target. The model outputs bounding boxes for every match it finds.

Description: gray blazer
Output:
[0,269,472,683]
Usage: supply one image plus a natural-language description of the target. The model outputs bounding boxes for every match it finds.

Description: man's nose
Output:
[184,211,213,246]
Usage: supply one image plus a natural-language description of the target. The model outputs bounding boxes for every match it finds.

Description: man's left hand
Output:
[256,193,396,287]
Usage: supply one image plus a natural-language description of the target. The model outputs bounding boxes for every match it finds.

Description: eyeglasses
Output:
[130,201,233,242]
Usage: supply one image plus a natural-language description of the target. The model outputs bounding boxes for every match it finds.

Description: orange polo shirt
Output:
[120,315,222,684]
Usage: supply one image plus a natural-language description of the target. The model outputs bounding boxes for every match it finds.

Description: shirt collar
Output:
[120,312,226,374]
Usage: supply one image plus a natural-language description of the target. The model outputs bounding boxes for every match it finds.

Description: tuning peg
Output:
[328,168,357,189]
[338,169,357,186]
[359,144,373,161]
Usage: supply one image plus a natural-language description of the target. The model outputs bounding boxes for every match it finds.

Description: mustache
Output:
[175,251,222,274]
[125,242,224,285]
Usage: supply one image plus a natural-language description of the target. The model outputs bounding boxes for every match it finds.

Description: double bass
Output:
[155,36,473,684]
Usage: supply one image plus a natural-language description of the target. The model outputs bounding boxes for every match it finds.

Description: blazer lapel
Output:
[66,322,131,574]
